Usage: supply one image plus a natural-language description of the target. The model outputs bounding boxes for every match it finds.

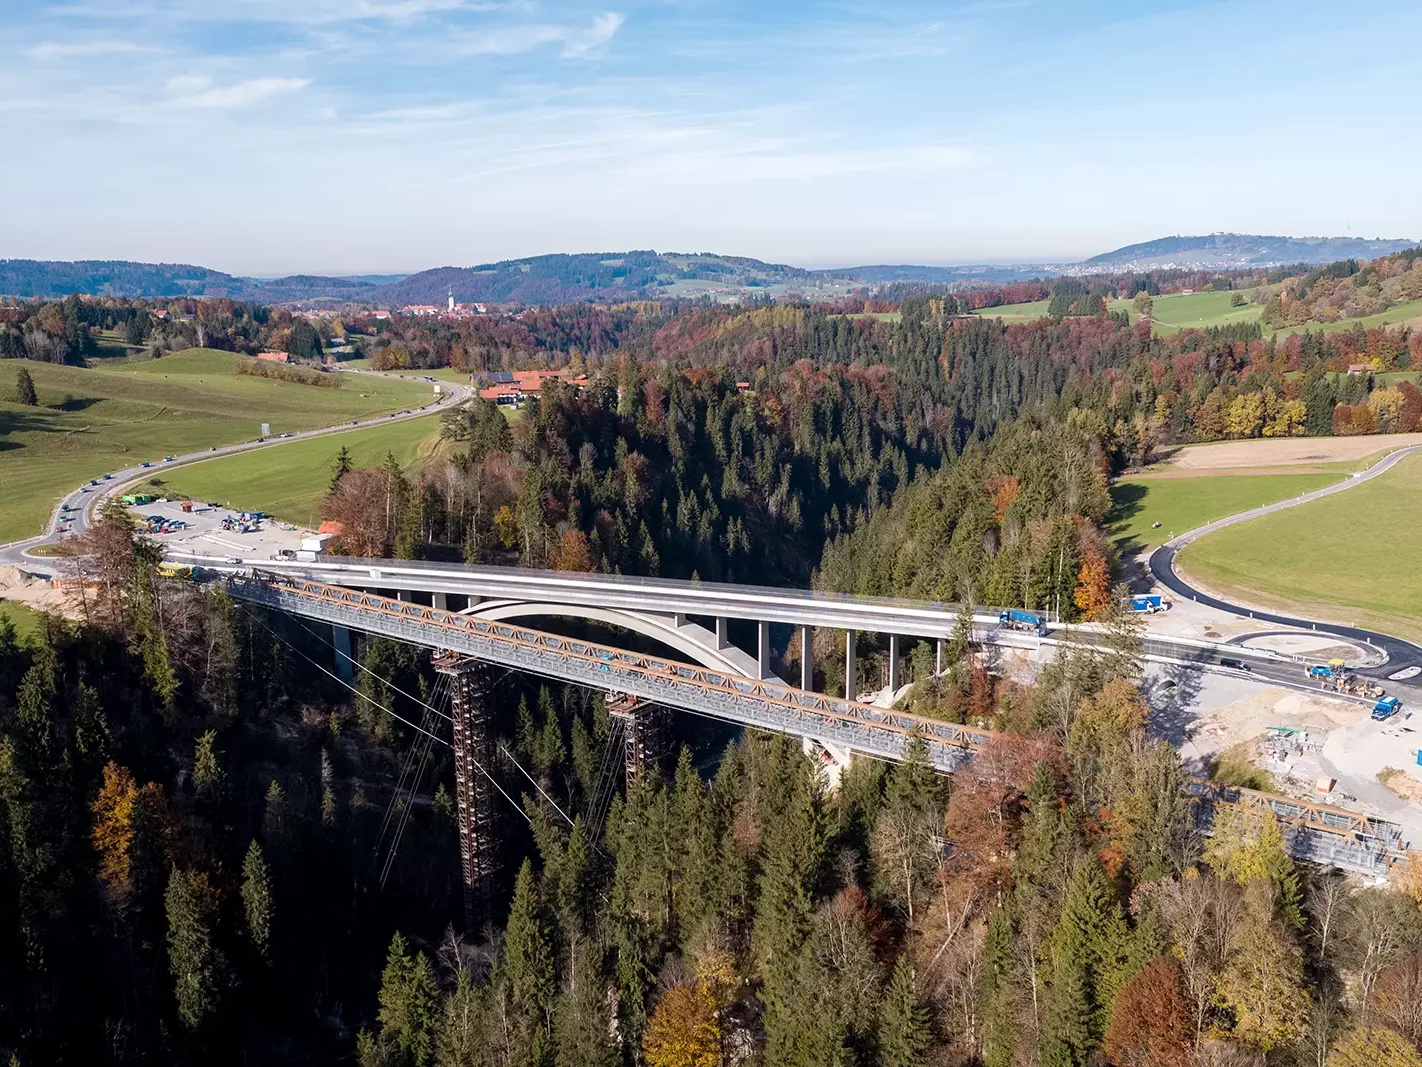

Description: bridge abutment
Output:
[431,652,498,931]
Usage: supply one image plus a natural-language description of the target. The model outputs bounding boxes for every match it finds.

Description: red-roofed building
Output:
[318,520,345,536]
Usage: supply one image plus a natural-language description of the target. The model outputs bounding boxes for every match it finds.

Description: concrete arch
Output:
[460,600,769,679]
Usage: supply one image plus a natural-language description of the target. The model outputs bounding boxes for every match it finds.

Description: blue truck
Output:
[998,609,1047,636]
[1126,594,1167,614]
[1372,696,1403,721]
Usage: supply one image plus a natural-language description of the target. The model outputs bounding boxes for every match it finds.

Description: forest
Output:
[7,493,1422,1066]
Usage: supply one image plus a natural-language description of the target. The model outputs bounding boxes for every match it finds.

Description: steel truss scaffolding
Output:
[431,652,498,929]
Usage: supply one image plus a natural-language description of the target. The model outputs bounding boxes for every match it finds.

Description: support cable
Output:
[236,604,530,823]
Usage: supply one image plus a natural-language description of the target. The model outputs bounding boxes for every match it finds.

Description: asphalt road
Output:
[0,367,472,570]
[1149,444,1422,678]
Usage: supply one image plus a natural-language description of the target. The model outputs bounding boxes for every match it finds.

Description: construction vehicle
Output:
[1308,665,1386,699]
[155,562,194,581]
[121,493,154,506]
[998,609,1047,636]
[1372,696,1403,721]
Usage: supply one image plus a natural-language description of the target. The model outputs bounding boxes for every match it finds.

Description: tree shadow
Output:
[1105,481,1148,558]
[1145,659,1208,774]
[53,395,101,412]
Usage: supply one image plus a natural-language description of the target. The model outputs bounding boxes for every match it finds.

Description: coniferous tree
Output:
[1042,854,1124,1067]
[503,860,556,1066]
[377,932,439,1067]
[166,867,220,1029]
[15,365,37,406]
[241,840,272,959]
[879,955,932,1067]
[330,445,354,491]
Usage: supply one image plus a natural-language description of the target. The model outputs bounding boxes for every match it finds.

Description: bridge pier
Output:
[332,625,354,683]
[935,638,944,676]
[607,694,669,789]
[715,617,729,649]
[431,653,498,931]
[845,630,857,702]
[758,621,771,679]
[888,633,901,695]
[800,626,813,691]
[432,592,448,611]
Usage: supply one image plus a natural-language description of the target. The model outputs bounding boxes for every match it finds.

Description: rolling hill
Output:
[1081,233,1417,272]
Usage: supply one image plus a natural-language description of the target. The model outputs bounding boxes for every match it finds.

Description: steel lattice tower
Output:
[432,652,497,929]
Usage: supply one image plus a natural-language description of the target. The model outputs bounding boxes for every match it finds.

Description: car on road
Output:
[164,456,176,462]
[102,473,113,480]
[1219,658,1251,672]
[141,461,153,468]
[89,479,99,486]
[351,420,358,425]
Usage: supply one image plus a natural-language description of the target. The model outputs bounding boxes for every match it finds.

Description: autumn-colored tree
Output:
[945,733,1059,892]
[1329,1027,1422,1067]
[92,762,138,898]
[1215,883,1309,1053]
[642,982,721,1067]
[554,528,595,572]
[1377,953,1422,1051]
[1073,550,1112,620]
[322,468,393,557]
[1103,957,1192,1067]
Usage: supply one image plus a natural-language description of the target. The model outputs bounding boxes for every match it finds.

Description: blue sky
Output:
[4,0,1420,274]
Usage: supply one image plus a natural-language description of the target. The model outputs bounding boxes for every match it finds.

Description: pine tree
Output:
[193,730,221,798]
[377,932,439,1067]
[330,445,354,491]
[503,859,556,1066]
[15,365,37,406]
[879,955,932,1067]
[241,840,272,959]
[1042,854,1122,1066]
[166,866,219,1029]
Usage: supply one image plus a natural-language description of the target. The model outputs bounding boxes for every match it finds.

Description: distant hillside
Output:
[367,251,813,305]
[243,275,379,303]
[0,259,244,298]
[1083,233,1417,271]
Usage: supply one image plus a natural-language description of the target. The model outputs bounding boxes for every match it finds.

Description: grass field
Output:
[0,351,432,543]
[1271,296,1422,338]
[339,358,473,387]
[972,289,1422,340]
[971,299,1051,323]
[1178,453,1422,643]
[0,600,45,644]
[1109,289,1268,335]
[1108,470,1342,554]
[154,415,448,528]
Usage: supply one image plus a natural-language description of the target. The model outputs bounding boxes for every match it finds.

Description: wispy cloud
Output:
[28,40,155,58]
[458,11,625,57]
[166,75,310,108]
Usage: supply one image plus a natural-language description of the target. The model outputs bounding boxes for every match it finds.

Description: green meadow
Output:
[0,351,431,543]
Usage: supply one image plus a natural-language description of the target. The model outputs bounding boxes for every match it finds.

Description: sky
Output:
[3,0,1421,275]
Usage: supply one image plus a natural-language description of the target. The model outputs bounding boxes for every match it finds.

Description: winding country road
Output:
[1148,444,1422,678]
[0,368,473,569]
